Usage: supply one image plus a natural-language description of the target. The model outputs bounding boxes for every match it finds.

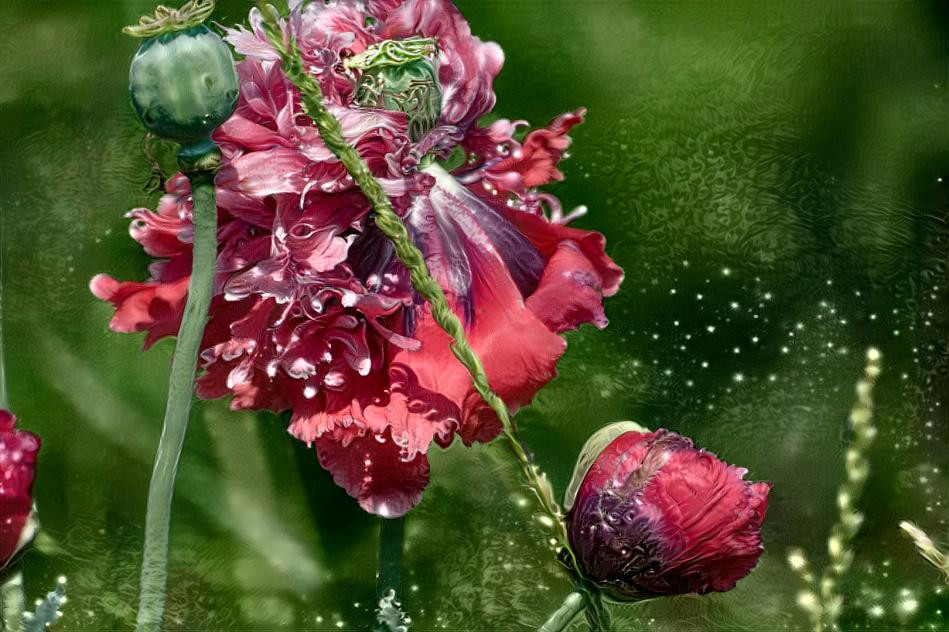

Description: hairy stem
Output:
[817,348,881,630]
[135,168,217,632]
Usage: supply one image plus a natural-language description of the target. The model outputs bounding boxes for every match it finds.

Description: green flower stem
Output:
[136,166,217,632]
[262,29,585,582]
[376,516,405,600]
[539,590,587,632]
[375,516,405,631]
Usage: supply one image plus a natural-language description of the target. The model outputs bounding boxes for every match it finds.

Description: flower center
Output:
[345,37,442,141]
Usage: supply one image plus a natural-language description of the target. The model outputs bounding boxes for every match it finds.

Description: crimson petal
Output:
[315,430,430,518]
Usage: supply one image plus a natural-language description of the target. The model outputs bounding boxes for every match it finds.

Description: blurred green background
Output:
[1,0,947,629]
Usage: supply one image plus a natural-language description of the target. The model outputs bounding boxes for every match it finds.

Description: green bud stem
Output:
[135,160,218,632]
[539,590,587,632]
[261,18,590,597]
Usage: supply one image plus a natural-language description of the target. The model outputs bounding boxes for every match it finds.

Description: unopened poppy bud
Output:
[564,422,770,600]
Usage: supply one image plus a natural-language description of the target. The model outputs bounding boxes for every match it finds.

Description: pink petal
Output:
[499,205,624,298]
[644,443,771,593]
[392,172,568,445]
[217,147,310,197]
[526,240,610,334]
[90,274,190,348]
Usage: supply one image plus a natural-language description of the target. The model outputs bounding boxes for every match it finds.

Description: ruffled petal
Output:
[498,205,624,298]
[393,166,567,444]
[217,147,310,197]
[644,448,771,594]
[488,109,586,191]
[89,274,190,349]
[315,429,430,518]
[526,240,610,333]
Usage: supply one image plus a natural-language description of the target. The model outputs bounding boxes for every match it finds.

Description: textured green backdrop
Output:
[0,1,946,629]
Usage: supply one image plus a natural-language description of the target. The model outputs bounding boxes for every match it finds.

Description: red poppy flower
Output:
[91,0,622,516]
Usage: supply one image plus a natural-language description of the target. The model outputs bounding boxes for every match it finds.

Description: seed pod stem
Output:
[136,167,217,632]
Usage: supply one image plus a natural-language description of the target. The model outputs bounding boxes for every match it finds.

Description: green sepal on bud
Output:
[562,421,650,512]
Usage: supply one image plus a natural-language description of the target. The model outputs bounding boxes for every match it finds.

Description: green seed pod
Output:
[128,24,238,146]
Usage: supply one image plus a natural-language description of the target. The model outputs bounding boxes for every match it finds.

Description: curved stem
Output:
[584,589,615,631]
[539,590,586,632]
[263,27,585,585]
[135,169,217,632]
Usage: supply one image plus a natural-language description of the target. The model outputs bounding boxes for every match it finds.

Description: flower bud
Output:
[128,25,239,145]
[565,422,770,600]
[0,410,41,568]
[346,37,442,141]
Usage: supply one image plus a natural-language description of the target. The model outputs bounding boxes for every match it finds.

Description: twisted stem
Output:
[135,165,218,632]
[261,22,585,583]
